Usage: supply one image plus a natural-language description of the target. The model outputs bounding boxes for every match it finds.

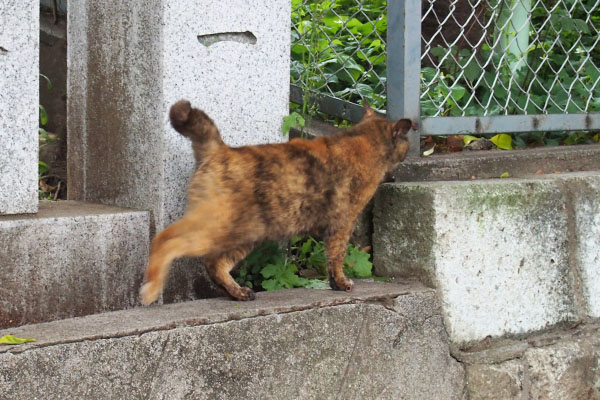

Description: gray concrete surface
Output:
[67,0,290,233]
[0,0,38,215]
[0,281,466,400]
[0,201,149,328]
[373,172,600,344]
[393,143,600,182]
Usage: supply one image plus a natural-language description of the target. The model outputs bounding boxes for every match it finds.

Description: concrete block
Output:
[0,0,38,215]
[67,0,290,231]
[0,201,149,328]
[570,174,600,317]
[372,173,600,344]
[0,282,466,400]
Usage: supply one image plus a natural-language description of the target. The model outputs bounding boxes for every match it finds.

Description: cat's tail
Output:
[170,100,226,161]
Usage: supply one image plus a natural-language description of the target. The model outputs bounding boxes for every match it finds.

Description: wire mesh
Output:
[420,0,600,117]
[291,0,600,121]
[290,0,388,110]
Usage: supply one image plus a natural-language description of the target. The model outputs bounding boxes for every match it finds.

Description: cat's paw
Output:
[329,276,354,292]
[232,286,256,301]
[140,281,161,305]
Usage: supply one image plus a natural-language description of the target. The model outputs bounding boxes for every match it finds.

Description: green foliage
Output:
[0,335,35,345]
[291,0,600,147]
[281,111,306,136]
[291,0,387,110]
[344,245,373,278]
[235,237,377,292]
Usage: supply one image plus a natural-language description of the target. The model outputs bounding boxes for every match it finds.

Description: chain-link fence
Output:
[421,0,600,117]
[290,0,388,116]
[290,0,600,152]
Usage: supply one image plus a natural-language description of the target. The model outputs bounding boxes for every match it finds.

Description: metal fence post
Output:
[387,0,422,157]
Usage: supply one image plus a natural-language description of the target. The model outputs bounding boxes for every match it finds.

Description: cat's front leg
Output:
[325,228,354,292]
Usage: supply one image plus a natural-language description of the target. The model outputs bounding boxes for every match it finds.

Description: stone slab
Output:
[393,143,600,182]
[0,201,149,328]
[67,0,290,232]
[373,172,600,344]
[464,324,600,400]
[0,0,38,214]
[0,282,466,400]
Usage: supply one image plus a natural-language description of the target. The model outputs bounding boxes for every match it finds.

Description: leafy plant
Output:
[234,237,376,292]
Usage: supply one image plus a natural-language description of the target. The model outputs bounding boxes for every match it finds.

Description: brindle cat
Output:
[140,100,413,303]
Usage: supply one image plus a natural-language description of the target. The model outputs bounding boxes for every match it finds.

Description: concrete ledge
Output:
[373,172,600,345]
[393,144,600,182]
[0,282,466,400]
[0,201,149,328]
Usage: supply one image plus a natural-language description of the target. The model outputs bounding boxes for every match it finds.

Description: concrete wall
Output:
[0,201,149,328]
[67,0,290,232]
[0,282,467,400]
[0,0,38,215]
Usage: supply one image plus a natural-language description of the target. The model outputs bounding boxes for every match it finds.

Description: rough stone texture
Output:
[464,324,600,400]
[373,172,600,344]
[0,282,466,400]
[393,143,600,182]
[466,361,524,400]
[0,201,149,328]
[67,0,290,232]
[0,0,38,215]
[525,333,600,399]
[570,174,600,317]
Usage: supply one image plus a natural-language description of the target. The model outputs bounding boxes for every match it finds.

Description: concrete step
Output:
[0,201,150,328]
[373,171,600,346]
[395,143,600,182]
[0,281,467,400]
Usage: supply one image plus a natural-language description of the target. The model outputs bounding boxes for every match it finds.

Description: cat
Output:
[140,100,413,303]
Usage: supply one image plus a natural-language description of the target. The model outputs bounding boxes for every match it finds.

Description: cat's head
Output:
[360,104,414,165]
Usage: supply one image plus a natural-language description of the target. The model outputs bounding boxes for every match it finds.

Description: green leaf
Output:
[40,73,52,90]
[39,161,49,175]
[0,335,35,345]
[490,134,513,150]
[304,279,330,289]
[281,112,305,136]
[422,145,435,157]
[260,263,279,279]
[374,276,391,282]
[39,105,48,126]
[344,246,372,278]
[463,135,479,145]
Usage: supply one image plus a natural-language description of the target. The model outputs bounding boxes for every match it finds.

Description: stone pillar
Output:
[67,0,291,232]
[0,0,39,215]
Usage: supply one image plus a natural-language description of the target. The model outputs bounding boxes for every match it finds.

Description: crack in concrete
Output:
[336,305,368,400]
[145,332,171,400]
[1,293,412,355]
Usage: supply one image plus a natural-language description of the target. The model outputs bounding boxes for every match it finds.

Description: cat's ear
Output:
[362,102,376,120]
[392,119,413,139]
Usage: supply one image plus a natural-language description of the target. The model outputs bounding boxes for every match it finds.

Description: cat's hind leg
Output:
[325,227,354,292]
[140,218,216,305]
[204,245,255,301]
